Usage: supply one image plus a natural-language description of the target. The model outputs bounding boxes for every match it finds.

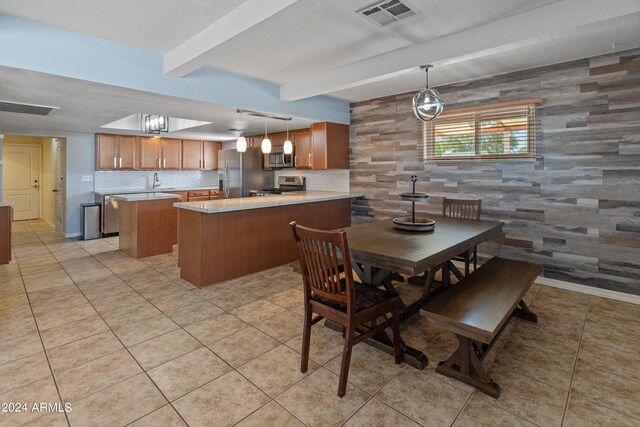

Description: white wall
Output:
[41,138,56,226]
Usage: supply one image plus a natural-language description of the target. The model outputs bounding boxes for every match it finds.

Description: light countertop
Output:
[174,191,363,213]
[0,202,15,207]
[95,186,218,196]
[111,193,182,202]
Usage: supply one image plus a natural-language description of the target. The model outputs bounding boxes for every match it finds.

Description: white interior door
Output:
[3,144,41,220]
[53,139,64,231]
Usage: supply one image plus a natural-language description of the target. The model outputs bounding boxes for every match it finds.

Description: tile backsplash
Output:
[274,169,350,192]
[95,170,218,192]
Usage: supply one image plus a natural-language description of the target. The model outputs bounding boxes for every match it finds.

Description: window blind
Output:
[422,98,541,161]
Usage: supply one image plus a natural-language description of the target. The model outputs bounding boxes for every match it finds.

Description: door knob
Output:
[32,185,39,189]
[52,189,58,192]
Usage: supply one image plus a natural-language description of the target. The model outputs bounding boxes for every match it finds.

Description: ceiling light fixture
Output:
[283,121,293,155]
[142,114,169,134]
[236,111,247,153]
[412,65,444,122]
[262,120,271,154]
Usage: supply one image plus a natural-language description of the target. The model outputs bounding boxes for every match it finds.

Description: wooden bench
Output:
[423,257,542,398]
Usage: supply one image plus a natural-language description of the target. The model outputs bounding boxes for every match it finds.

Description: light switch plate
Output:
[82,175,93,182]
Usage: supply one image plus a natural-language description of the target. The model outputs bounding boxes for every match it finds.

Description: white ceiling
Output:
[0,0,243,53]
[0,0,638,137]
[0,66,314,140]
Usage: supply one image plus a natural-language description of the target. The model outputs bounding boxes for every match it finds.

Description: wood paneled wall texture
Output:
[350,48,640,295]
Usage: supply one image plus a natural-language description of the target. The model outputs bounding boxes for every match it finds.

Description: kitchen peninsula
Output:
[174,192,360,287]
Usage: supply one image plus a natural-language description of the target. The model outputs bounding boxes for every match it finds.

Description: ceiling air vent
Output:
[357,0,418,27]
[0,100,59,116]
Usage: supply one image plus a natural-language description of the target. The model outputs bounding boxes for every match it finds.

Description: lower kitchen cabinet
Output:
[0,206,12,265]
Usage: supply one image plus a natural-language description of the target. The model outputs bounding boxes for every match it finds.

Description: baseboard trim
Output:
[65,232,81,239]
[536,276,640,305]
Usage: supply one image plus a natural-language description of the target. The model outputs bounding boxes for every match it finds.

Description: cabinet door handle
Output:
[119,157,122,168]
[163,158,166,168]
[199,159,202,169]
[203,159,206,169]
[157,158,160,168]
[308,153,312,166]
[294,156,297,167]
[113,157,117,168]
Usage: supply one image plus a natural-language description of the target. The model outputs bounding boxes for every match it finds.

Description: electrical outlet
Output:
[81,175,93,182]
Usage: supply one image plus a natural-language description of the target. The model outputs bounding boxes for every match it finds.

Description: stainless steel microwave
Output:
[267,147,294,168]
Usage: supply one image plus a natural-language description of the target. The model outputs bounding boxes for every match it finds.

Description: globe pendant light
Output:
[412,65,444,122]
[261,120,271,154]
[283,121,293,154]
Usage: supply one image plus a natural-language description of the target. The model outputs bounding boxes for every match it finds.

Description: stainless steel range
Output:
[256,175,306,196]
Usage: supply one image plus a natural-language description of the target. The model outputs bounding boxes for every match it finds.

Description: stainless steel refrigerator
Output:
[218,149,273,198]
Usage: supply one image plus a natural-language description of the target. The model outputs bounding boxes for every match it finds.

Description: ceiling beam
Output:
[280,0,640,101]
[164,0,300,77]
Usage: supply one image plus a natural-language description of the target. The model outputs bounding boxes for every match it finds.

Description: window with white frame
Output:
[422,99,541,161]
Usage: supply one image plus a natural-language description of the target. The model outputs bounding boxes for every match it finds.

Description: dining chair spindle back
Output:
[442,198,482,276]
[290,221,402,397]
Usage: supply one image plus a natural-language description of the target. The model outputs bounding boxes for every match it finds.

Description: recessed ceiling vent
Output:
[0,100,59,116]
[357,0,418,27]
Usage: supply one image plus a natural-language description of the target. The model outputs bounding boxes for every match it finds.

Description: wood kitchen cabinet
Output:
[182,140,220,170]
[294,128,312,169]
[210,190,224,200]
[202,141,220,170]
[182,140,203,170]
[139,137,181,170]
[298,122,349,170]
[96,134,138,170]
[0,206,12,265]
[139,137,162,169]
[269,132,288,147]
[162,138,182,169]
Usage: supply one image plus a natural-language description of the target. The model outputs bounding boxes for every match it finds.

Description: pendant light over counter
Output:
[234,109,293,153]
[283,121,293,154]
[236,110,247,152]
[412,65,444,122]
[261,120,271,154]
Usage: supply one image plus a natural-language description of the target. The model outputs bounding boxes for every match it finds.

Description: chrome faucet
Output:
[153,172,161,189]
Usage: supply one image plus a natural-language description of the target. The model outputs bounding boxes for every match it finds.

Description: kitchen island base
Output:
[118,198,178,259]
[178,198,352,287]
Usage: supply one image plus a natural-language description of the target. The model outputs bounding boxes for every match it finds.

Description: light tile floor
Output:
[1,220,640,426]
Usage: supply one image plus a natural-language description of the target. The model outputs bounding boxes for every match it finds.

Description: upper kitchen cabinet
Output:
[308,122,349,170]
[182,140,220,170]
[139,137,162,169]
[294,128,312,169]
[139,137,182,170]
[202,141,221,170]
[182,139,203,170]
[162,138,182,169]
[96,134,138,170]
[269,132,288,147]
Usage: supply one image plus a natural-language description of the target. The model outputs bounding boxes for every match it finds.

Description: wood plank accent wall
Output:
[350,48,640,295]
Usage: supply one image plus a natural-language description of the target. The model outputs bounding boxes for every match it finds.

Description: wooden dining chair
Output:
[290,221,402,397]
[442,197,482,276]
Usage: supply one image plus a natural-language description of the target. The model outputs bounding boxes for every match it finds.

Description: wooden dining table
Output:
[342,215,503,369]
